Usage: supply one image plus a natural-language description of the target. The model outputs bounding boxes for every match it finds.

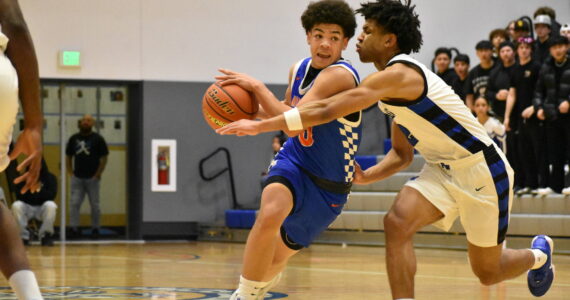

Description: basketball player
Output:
[218,0,554,298]
[215,1,360,299]
[0,0,45,299]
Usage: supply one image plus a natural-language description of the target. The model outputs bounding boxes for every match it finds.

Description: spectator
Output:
[11,159,57,246]
[504,36,545,195]
[465,40,496,110]
[450,54,470,102]
[489,29,509,58]
[506,20,516,41]
[486,41,516,121]
[533,15,553,64]
[66,114,109,239]
[534,6,561,36]
[533,36,570,195]
[513,19,531,41]
[561,23,570,46]
[474,97,506,153]
[433,47,457,86]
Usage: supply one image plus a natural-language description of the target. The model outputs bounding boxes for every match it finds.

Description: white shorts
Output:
[0,51,19,172]
[406,145,514,247]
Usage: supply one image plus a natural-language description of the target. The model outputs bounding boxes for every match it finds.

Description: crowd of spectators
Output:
[431,6,570,196]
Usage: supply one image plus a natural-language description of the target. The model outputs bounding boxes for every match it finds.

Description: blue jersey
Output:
[276,57,362,183]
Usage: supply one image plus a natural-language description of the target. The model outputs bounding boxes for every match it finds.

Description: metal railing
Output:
[198,147,238,209]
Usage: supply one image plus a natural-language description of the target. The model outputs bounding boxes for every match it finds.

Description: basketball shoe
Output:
[527,235,554,297]
[257,272,282,299]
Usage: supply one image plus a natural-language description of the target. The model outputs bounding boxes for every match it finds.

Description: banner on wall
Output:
[151,139,177,192]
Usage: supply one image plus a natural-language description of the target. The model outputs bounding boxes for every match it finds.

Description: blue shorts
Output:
[264,158,348,249]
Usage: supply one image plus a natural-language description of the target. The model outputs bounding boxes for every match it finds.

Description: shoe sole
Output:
[528,235,555,296]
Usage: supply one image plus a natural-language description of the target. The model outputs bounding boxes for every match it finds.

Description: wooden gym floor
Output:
[0,241,568,299]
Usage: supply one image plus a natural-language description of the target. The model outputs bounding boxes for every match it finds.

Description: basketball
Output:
[202,83,258,130]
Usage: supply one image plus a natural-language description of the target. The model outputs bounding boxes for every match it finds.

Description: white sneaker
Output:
[536,187,554,196]
[562,187,570,195]
[517,187,531,195]
[257,272,282,299]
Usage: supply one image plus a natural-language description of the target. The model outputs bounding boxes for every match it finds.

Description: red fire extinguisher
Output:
[157,151,169,185]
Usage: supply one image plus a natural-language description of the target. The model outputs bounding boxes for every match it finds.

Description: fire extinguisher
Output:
[157,151,169,185]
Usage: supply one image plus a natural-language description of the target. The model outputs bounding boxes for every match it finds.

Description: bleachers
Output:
[327,155,570,249]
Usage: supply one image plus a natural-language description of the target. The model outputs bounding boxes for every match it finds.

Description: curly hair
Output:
[301,0,357,39]
[356,0,423,54]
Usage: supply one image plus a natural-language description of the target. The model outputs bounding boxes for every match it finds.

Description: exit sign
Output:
[58,50,81,68]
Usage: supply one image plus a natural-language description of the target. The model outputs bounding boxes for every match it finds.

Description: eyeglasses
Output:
[517,36,534,44]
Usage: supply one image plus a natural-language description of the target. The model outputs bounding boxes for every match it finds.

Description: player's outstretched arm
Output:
[217,65,422,136]
[353,121,414,185]
[0,0,43,193]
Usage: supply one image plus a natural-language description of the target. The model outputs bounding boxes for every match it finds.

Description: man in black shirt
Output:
[486,41,516,120]
[505,37,545,195]
[465,40,495,110]
[534,36,570,195]
[65,114,109,238]
[433,47,457,86]
[450,54,470,102]
[11,159,57,246]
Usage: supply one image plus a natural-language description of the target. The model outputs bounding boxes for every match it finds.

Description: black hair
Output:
[301,0,357,38]
[534,6,556,20]
[356,0,423,54]
[475,40,493,50]
[498,41,515,51]
[434,47,451,59]
[549,35,569,47]
[454,54,470,65]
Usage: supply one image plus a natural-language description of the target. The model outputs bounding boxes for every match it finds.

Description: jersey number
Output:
[299,127,314,147]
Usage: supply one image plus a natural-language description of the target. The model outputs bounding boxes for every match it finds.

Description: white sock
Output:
[9,270,43,300]
[236,275,269,298]
[529,249,548,269]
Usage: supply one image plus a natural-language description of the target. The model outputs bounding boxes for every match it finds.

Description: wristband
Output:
[284,107,303,131]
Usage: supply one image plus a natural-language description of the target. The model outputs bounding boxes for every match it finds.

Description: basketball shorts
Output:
[264,158,348,249]
[405,145,513,247]
[0,51,19,173]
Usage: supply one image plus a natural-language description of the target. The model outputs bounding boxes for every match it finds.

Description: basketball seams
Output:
[203,93,235,123]
[203,94,234,128]
[213,82,257,116]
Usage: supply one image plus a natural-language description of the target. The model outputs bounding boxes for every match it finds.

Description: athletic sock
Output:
[529,248,548,270]
[236,275,269,298]
[9,270,43,300]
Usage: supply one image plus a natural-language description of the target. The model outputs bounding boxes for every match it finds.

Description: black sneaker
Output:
[41,234,54,246]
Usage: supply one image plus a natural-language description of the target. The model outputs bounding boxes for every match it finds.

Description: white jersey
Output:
[378,54,495,163]
[0,31,19,172]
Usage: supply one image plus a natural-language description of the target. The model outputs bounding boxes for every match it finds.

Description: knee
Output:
[43,201,57,211]
[11,201,24,214]
[472,267,500,286]
[256,201,290,229]
[383,211,415,241]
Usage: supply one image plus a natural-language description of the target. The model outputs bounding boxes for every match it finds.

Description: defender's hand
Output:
[9,128,42,194]
[216,119,262,136]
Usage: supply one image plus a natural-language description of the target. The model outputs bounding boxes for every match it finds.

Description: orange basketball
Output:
[202,82,258,130]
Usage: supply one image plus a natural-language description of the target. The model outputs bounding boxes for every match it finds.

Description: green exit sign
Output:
[59,50,81,68]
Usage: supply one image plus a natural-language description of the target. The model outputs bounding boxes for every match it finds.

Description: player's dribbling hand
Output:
[216,119,261,136]
[215,68,261,92]
[9,127,42,194]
